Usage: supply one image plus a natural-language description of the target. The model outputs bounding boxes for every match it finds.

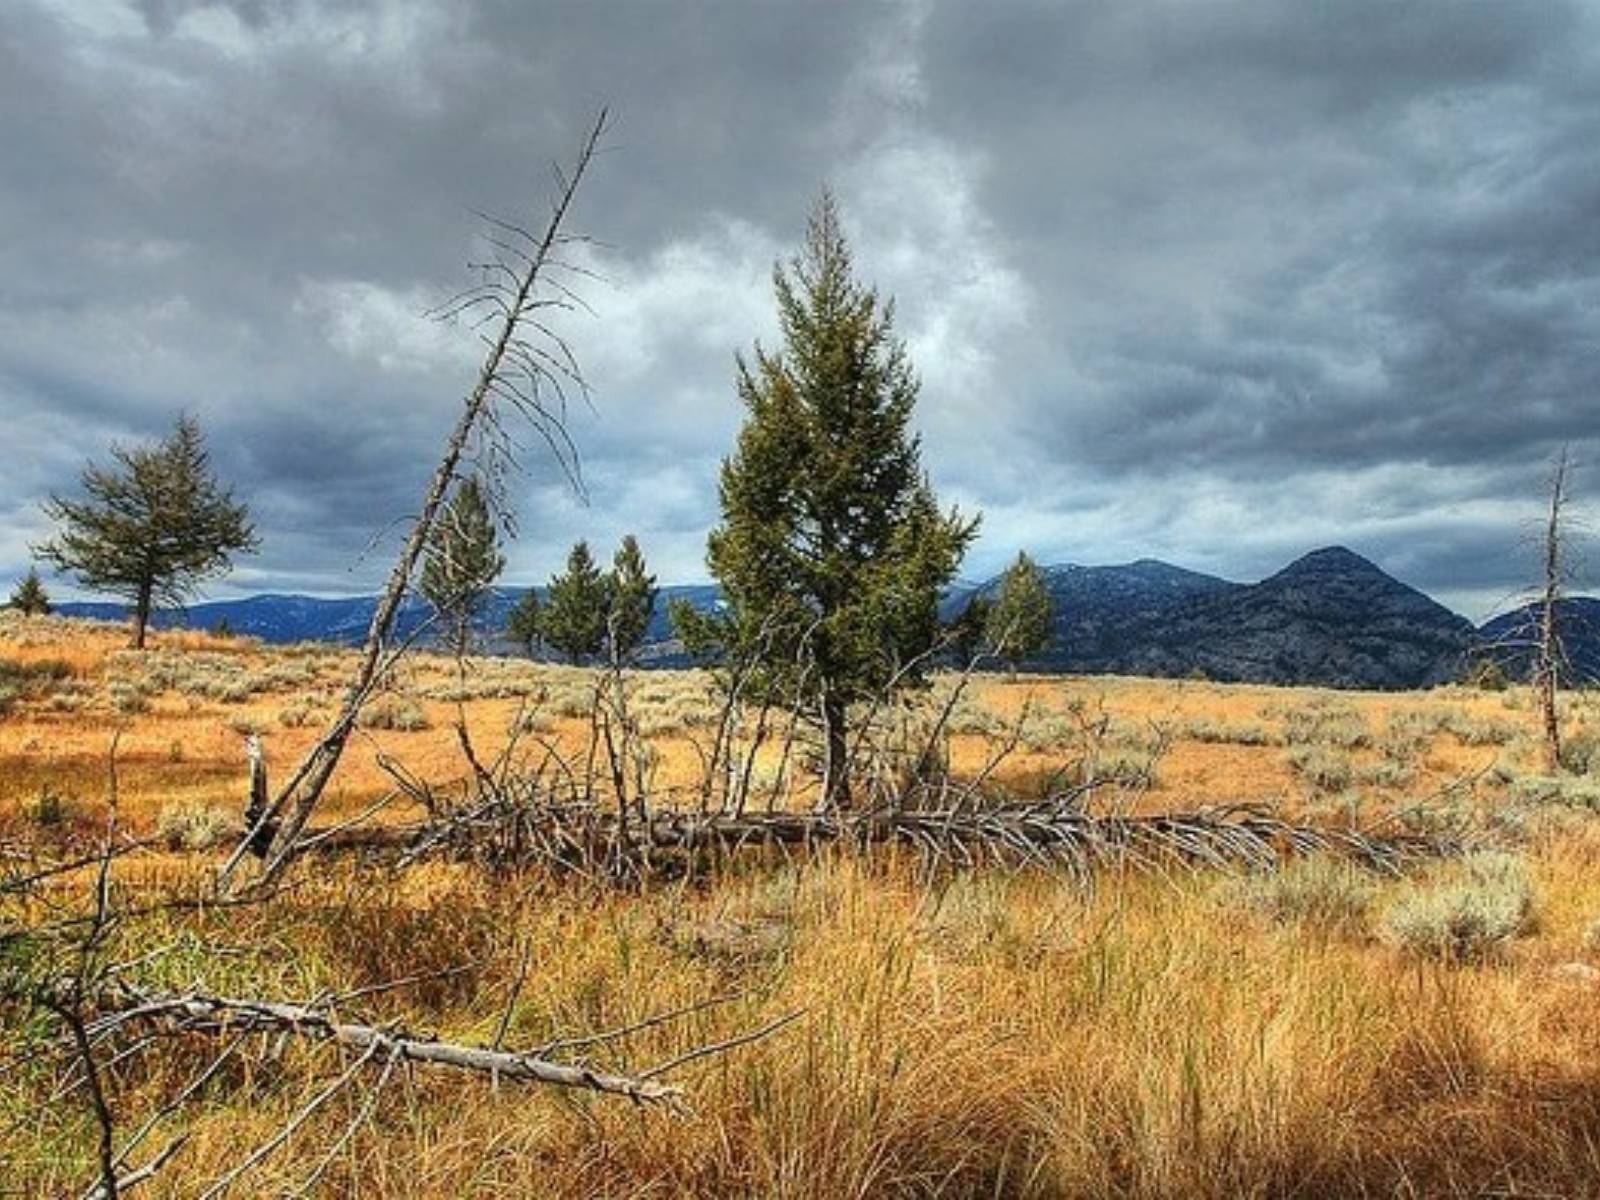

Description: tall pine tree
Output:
[606,535,658,664]
[986,552,1055,677]
[691,194,976,808]
[37,416,255,648]
[540,540,608,664]
[419,476,504,656]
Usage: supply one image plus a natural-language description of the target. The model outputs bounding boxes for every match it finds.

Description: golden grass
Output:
[7,613,1600,1197]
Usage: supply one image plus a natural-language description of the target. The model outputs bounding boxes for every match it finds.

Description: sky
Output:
[3,0,1599,622]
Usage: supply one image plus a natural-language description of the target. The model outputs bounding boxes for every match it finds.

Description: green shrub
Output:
[358,697,430,732]
[1229,857,1377,932]
[23,787,75,827]
[1464,658,1510,691]
[1182,719,1278,746]
[1287,746,1354,792]
[155,801,234,850]
[277,701,319,728]
[1383,852,1536,962]
[1559,727,1600,775]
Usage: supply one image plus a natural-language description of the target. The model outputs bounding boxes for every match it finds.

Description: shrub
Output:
[1229,857,1377,932]
[23,787,76,827]
[107,682,150,715]
[1287,746,1355,792]
[277,701,319,728]
[1559,727,1600,775]
[1508,773,1600,810]
[511,711,556,736]
[1280,706,1371,749]
[155,801,234,850]
[1464,658,1510,691]
[1383,852,1536,962]
[358,697,430,732]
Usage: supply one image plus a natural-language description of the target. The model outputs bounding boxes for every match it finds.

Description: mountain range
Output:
[53,548,1599,691]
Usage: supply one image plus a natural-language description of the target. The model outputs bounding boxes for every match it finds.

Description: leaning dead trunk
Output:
[1536,448,1571,773]
[220,111,608,893]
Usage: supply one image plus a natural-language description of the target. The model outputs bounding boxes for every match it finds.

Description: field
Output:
[8,611,1600,1197]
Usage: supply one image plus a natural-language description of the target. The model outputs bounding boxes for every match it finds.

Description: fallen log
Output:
[87,990,684,1104]
[277,799,1444,880]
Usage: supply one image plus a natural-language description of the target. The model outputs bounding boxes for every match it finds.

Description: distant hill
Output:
[1477,597,1600,685]
[951,546,1476,689]
[56,546,1560,690]
[57,584,725,659]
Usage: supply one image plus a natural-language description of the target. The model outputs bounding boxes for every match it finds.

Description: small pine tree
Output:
[605,535,658,664]
[36,415,256,648]
[689,194,977,807]
[420,477,505,657]
[986,552,1055,677]
[8,568,51,617]
[506,588,543,658]
[540,540,608,665]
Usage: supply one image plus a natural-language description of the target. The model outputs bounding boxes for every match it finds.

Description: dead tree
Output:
[221,110,609,893]
[1535,448,1573,773]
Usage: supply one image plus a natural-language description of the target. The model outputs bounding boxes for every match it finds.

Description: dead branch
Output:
[84,989,685,1104]
[281,794,1442,883]
[222,109,609,893]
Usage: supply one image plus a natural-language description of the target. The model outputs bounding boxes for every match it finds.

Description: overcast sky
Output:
[4,0,1599,620]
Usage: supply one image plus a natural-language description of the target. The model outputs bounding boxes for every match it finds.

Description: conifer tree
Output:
[689,194,977,808]
[540,540,608,664]
[506,588,543,658]
[605,535,658,664]
[949,593,994,667]
[420,476,504,656]
[8,568,51,616]
[37,416,255,648]
[986,552,1055,678]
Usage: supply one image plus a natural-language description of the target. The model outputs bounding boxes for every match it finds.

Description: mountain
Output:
[57,584,726,657]
[954,546,1475,689]
[53,547,1495,689]
[1477,597,1600,684]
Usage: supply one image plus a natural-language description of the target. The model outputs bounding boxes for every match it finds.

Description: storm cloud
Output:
[3,0,1598,619]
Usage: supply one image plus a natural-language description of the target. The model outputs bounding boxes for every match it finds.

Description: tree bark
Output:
[131,580,153,650]
[820,691,852,811]
[1537,449,1570,774]
[218,111,607,894]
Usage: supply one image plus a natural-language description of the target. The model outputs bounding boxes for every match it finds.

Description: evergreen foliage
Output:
[540,540,609,664]
[420,476,505,656]
[949,593,994,667]
[36,415,256,648]
[506,588,543,658]
[684,194,977,807]
[606,535,658,664]
[986,552,1055,674]
[8,568,51,617]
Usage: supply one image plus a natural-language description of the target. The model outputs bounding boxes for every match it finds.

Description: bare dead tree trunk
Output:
[1536,447,1571,774]
[220,111,608,892]
[241,734,273,857]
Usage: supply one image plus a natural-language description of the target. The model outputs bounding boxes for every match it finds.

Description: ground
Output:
[5,612,1600,1197]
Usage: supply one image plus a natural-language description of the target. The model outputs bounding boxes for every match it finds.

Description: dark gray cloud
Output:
[3,0,1598,622]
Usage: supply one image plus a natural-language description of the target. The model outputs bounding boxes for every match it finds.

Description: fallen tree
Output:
[278,793,1443,883]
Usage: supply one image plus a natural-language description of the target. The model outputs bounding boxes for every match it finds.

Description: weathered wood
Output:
[281,800,1441,879]
[92,991,682,1105]
[220,110,609,894]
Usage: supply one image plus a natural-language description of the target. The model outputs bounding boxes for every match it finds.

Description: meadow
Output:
[7,611,1600,1197]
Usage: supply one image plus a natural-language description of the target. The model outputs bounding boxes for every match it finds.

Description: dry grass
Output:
[8,613,1600,1197]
